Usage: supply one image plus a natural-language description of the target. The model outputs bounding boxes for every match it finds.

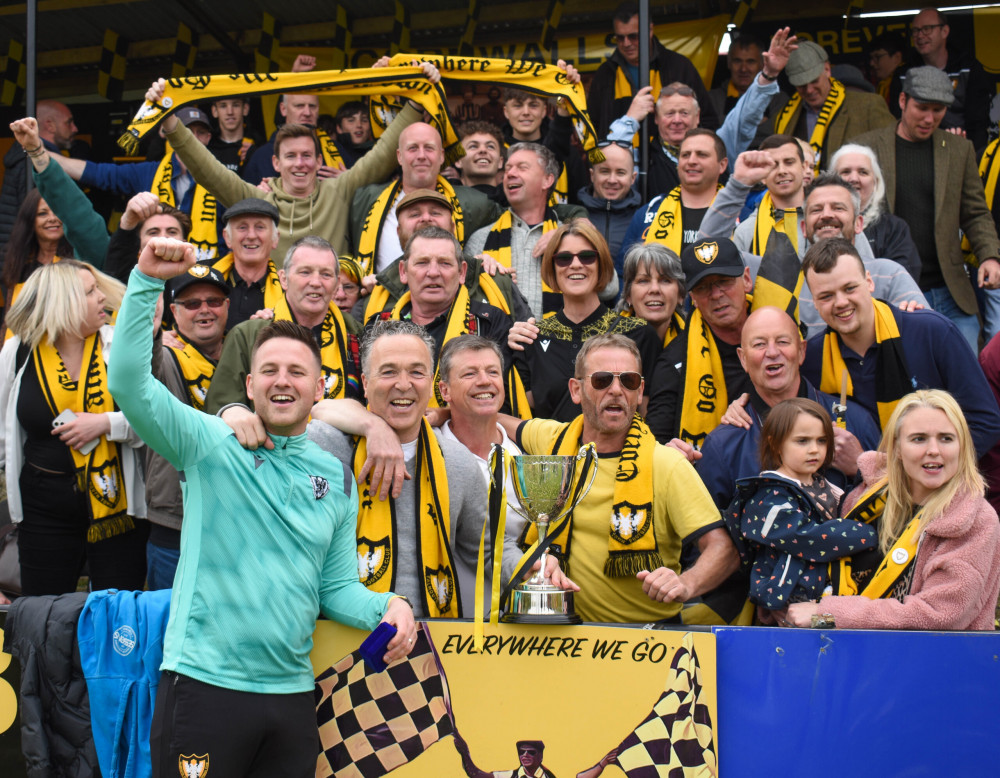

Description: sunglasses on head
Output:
[553,250,599,267]
[586,371,642,391]
[597,140,634,152]
[175,297,227,311]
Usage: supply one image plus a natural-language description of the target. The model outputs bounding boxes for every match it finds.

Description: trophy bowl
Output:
[502,450,595,624]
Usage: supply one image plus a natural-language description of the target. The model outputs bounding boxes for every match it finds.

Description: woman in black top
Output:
[510,219,661,421]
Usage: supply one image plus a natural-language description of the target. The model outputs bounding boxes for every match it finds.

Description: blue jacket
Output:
[77,589,172,778]
[802,304,1000,459]
[577,184,643,288]
[726,474,877,609]
[695,379,881,510]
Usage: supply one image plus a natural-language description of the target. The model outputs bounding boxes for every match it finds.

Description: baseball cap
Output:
[170,264,230,301]
[175,105,212,130]
[902,65,955,106]
[786,41,830,87]
[681,238,746,291]
[222,198,280,225]
[396,188,455,214]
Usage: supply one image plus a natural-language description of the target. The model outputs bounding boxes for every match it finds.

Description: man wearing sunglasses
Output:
[587,1,718,139]
[500,332,737,625]
[908,7,990,149]
[142,263,231,590]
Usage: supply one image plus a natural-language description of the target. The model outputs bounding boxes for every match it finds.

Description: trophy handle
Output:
[547,443,598,525]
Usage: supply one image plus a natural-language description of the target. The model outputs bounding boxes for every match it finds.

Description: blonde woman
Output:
[0,260,147,594]
[785,390,1000,630]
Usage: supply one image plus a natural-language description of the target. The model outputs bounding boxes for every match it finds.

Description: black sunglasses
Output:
[586,371,642,391]
[518,748,539,756]
[175,297,227,311]
[553,250,599,267]
[597,140,634,151]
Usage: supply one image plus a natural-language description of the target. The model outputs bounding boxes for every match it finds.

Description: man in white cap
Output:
[772,40,894,171]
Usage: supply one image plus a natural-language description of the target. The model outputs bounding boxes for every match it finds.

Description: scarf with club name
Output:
[828,479,920,600]
[519,414,662,577]
[118,66,463,165]
[677,300,747,450]
[34,335,132,542]
[644,185,722,255]
[774,77,846,173]
[387,53,604,164]
[165,334,218,410]
[271,296,352,400]
[207,254,284,310]
[352,418,459,618]
[819,299,911,430]
[752,192,800,256]
[481,208,562,317]
[388,285,474,408]
[153,143,219,262]
[355,176,466,276]
[615,67,664,150]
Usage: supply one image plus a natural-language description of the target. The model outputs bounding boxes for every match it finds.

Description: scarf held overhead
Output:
[119,66,462,162]
[34,335,133,542]
[352,419,460,618]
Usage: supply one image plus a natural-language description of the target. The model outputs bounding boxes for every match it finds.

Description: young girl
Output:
[726,398,878,613]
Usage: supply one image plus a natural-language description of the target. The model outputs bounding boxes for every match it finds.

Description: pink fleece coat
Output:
[822,452,1000,631]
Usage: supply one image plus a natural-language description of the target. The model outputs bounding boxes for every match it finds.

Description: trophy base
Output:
[502,582,583,625]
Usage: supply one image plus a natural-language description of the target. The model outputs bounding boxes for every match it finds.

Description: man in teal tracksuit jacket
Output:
[107,237,417,778]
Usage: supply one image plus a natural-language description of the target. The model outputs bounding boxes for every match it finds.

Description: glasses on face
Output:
[586,371,643,391]
[338,283,359,295]
[661,109,694,120]
[175,297,227,311]
[691,276,738,296]
[553,250,599,267]
[518,748,539,756]
[911,23,945,38]
[868,51,888,62]
[613,32,640,45]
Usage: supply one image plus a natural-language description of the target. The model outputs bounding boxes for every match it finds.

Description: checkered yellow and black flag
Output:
[613,634,717,777]
[255,13,282,74]
[331,6,353,70]
[390,1,412,55]
[1,38,25,107]
[751,230,804,325]
[540,0,565,51]
[171,23,199,78]
[730,0,760,28]
[315,623,455,778]
[98,29,129,102]
[458,0,481,56]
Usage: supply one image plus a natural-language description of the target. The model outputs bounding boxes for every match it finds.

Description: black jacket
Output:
[4,593,99,777]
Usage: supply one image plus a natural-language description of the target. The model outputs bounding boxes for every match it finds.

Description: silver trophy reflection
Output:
[501,447,596,624]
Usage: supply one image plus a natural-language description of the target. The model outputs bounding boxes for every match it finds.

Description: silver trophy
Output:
[502,447,596,624]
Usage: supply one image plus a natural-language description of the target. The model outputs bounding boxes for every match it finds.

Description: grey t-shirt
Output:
[307,421,489,618]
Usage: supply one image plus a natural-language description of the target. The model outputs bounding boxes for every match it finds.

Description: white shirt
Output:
[375,191,404,274]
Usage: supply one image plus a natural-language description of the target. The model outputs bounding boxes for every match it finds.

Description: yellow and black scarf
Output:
[481,208,561,317]
[165,334,217,410]
[388,285,474,408]
[678,307,728,450]
[271,296,352,400]
[622,308,685,349]
[752,192,800,256]
[614,67,664,149]
[355,176,465,276]
[353,418,459,618]
[828,479,919,600]
[774,77,846,172]
[316,127,344,170]
[207,254,283,310]
[35,335,133,542]
[962,138,1000,262]
[819,299,911,429]
[520,414,662,577]
[644,185,721,255]
[153,143,219,262]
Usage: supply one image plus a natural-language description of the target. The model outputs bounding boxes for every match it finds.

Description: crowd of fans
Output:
[1,1,999,641]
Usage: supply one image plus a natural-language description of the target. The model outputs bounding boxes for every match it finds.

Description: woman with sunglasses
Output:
[510,219,661,421]
[616,242,686,348]
[0,260,148,595]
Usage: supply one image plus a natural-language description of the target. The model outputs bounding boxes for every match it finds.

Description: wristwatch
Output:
[810,613,836,629]
[760,71,779,82]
